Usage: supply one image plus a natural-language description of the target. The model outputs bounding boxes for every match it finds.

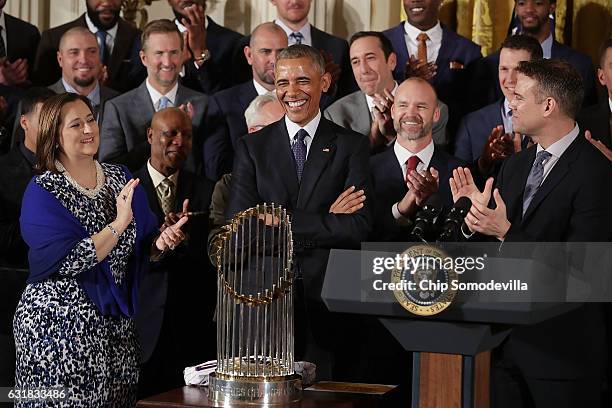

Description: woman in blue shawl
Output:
[14,93,188,407]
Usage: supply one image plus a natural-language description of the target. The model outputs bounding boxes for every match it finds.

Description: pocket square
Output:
[449,61,465,69]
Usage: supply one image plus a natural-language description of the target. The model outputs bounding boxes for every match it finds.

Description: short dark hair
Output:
[501,34,543,60]
[598,38,612,68]
[21,87,56,117]
[516,59,583,119]
[141,19,183,51]
[349,31,395,60]
[276,44,325,75]
[36,93,94,173]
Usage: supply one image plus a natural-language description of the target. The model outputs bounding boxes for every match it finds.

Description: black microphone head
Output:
[423,193,443,210]
[453,196,472,212]
[412,194,443,241]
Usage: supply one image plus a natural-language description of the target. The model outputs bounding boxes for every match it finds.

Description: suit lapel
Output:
[137,81,155,116]
[297,119,337,208]
[174,171,192,213]
[434,26,454,88]
[355,92,372,134]
[272,120,300,207]
[138,167,164,221]
[240,82,258,110]
[107,19,131,82]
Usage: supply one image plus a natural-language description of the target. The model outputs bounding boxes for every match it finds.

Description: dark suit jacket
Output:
[48,79,119,124]
[99,81,208,172]
[4,13,40,76]
[578,98,611,149]
[492,134,612,380]
[454,99,503,163]
[182,16,244,94]
[133,166,215,364]
[0,143,35,334]
[227,117,372,300]
[33,14,145,92]
[369,145,464,241]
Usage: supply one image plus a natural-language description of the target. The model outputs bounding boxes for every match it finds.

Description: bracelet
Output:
[106,224,119,237]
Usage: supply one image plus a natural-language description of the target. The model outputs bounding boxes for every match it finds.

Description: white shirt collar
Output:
[536,123,580,159]
[62,78,101,106]
[253,79,273,96]
[145,78,179,108]
[175,16,208,33]
[84,12,118,40]
[275,19,311,46]
[365,81,399,113]
[540,32,553,59]
[147,160,179,189]
[394,138,435,175]
[404,20,442,45]
[285,110,321,142]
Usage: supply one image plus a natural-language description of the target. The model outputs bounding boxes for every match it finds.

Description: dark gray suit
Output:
[324,90,450,149]
[99,81,208,172]
[48,79,119,124]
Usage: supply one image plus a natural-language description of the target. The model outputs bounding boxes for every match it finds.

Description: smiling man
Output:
[99,19,208,172]
[227,44,372,379]
[34,0,145,92]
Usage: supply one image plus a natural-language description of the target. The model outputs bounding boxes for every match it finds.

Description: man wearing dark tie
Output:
[227,44,372,379]
[451,59,612,408]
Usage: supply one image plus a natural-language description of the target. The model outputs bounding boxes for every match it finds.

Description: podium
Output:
[321,249,577,408]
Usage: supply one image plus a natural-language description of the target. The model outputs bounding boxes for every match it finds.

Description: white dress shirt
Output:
[147,160,179,190]
[275,19,312,46]
[403,20,443,63]
[501,98,513,134]
[146,78,178,110]
[540,33,553,60]
[365,81,399,114]
[285,110,322,160]
[85,12,118,55]
[253,79,274,96]
[535,123,580,185]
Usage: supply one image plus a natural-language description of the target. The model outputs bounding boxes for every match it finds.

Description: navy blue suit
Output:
[369,145,464,242]
[454,99,504,163]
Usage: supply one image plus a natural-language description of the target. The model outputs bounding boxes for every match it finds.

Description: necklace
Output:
[56,160,105,199]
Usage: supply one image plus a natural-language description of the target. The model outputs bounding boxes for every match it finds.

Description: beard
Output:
[73,75,96,88]
[395,116,433,141]
[86,2,121,31]
[256,68,275,86]
[520,16,548,36]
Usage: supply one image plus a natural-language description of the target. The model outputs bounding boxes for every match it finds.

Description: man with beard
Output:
[33,0,145,92]
[227,44,371,379]
[49,27,119,123]
[167,0,243,94]
[369,77,463,242]
[134,107,214,397]
[202,22,287,181]
[99,19,208,173]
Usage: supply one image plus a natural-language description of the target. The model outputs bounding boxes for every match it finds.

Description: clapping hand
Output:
[404,55,437,81]
[585,130,612,162]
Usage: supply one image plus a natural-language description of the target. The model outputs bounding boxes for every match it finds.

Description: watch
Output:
[196,49,211,63]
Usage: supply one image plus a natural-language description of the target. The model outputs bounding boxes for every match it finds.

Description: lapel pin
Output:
[322,148,330,152]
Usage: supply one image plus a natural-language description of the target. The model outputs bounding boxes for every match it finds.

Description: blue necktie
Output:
[292,129,308,182]
[290,32,304,45]
[95,30,108,64]
[522,150,552,216]
[157,96,170,111]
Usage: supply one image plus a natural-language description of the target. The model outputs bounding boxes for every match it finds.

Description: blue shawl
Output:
[20,168,158,317]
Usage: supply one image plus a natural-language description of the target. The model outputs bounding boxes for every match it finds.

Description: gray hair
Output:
[276,44,325,75]
[244,94,279,127]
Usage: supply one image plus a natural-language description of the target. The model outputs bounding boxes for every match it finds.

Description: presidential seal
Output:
[390,244,458,316]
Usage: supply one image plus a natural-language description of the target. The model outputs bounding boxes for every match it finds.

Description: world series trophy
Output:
[208,204,302,405]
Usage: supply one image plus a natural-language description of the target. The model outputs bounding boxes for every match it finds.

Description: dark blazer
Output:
[4,13,40,76]
[383,22,481,105]
[182,16,244,94]
[369,145,464,241]
[578,98,611,149]
[33,14,145,92]
[454,99,503,163]
[492,134,611,385]
[48,79,119,124]
[133,166,215,364]
[99,81,208,172]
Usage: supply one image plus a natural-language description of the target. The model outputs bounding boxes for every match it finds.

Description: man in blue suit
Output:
[383,0,482,135]
[455,35,543,176]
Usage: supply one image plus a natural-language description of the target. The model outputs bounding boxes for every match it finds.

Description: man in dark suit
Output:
[227,44,371,379]
[370,77,463,242]
[0,1,40,86]
[134,107,214,398]
[455,35,542,175]
[453,59,612,408]
[33,0,145,92]
[99,19,208,173]
[579,38,612,159]
[325,31,449,152]
[50,27,119,122]
[0,87,55,389]
[167,0,244,94]
[202,22,287,181]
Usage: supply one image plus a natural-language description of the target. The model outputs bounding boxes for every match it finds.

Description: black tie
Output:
[292,129,308,182]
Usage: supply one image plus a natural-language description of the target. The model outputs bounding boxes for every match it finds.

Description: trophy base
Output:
[208,372,302,406]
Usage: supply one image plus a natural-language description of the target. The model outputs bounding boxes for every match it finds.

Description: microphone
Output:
[411,194,443,242]
[437,196,472,242]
